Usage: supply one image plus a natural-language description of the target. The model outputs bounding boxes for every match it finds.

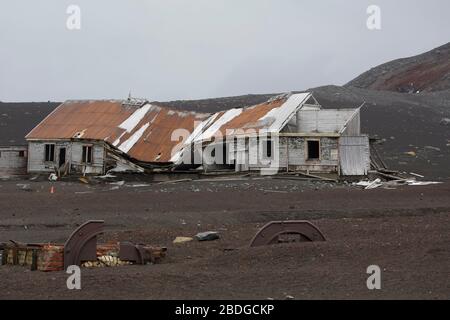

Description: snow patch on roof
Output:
[118,104,152,133]
[189,113,220,144]
[170,113,220,163]
[259,93,311,132]
[197,109,242,141]
[118,122,150,153]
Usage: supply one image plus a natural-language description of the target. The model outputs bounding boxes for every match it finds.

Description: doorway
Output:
[307,140,320,160]
[59,148,66,167]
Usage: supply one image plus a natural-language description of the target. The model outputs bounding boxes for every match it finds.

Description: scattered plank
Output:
[262,189,289,193]
[296,172,338,182]
[272,176,319,181]
[158,178,193,185]
[365,178,382,190]
[375,171,408,181]
[378,168,399,174]
[409,172,425,178]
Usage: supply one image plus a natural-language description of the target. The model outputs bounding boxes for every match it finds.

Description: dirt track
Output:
[0,177,449,299]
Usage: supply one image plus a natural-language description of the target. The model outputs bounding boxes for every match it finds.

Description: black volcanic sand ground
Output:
[0,177,449,299]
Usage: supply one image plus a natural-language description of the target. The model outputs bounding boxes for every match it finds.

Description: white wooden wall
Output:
[339,136,370,176]
[203,136,340,173]
[27,140,105,174]
[0,146,27,175]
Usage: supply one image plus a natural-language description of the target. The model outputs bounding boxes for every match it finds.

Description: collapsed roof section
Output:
[170,93,318,163]
[195,92,313,140]
[25,100,210,163]
[26,92,356,167]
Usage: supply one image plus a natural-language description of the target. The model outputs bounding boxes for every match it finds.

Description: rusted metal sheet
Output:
[219,100,285,133]
[250,220,326,247]
[25,93,321,165]
[3,221,167,271]
[119,242,167,265]
[26,100,210,163]
[26,101,129,140]
[194,93,312,142]
[64,220,104,270]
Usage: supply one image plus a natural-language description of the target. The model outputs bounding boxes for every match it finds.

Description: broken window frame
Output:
[81,145,93,164]
[306,139,320,161]
[44,144,55,162]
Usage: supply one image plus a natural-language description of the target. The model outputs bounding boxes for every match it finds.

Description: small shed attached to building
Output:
[24,93,370,177]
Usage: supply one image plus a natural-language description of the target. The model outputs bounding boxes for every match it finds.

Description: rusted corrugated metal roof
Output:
[192,92,312,142]
[218,100,285,133]
[170,93,314,164]
[26,93,314,164]
[26,100,210,163]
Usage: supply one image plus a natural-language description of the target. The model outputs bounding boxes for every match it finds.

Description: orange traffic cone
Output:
[50,186,55,194]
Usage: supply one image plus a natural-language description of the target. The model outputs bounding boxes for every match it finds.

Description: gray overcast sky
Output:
[0,0,449,102]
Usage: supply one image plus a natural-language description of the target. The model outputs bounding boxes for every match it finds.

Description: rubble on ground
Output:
[173,237,194,244]
[195,231,220,241]
[354,178,442,190]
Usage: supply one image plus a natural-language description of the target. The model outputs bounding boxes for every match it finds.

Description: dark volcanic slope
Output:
[155,93,276,113]
[346,42,450,93]
[310,86,450,179]
[0,102,59,146]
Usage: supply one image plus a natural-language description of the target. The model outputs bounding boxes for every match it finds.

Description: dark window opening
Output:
[307,140,320,160]
[18,151,25,157]
[45,144,55,162]
[265,139,272,158]
[82,145,93,164]
[223,143,227,165]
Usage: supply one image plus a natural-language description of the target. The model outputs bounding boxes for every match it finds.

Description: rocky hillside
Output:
[346,42,450,93]
[155,93,275,113]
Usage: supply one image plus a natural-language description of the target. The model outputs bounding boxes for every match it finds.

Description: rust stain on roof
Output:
[26,95,299,164]
[26,100,131,140]
[26,100,209,163]
[218,99,285,134]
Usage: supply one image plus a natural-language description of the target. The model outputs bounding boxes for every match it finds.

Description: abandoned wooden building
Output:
[175,92,370,176]
[24,93,370,177]
[25,98,210,175]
